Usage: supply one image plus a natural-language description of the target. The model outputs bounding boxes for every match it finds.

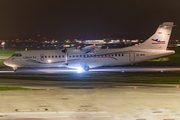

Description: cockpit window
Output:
[12,53,22,57]
[18,53,22,56]
[12,53,17,57]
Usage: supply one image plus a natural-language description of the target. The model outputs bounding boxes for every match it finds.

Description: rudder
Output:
[139,22,174,50]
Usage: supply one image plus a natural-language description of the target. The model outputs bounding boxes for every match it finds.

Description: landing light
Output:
[48,60,51,63]
[77,67,82,73]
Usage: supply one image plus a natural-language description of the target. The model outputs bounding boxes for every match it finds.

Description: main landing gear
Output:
[77,65,90,73]
[83,65,90,71]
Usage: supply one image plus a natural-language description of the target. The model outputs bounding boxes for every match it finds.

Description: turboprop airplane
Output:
[4,22,175,72]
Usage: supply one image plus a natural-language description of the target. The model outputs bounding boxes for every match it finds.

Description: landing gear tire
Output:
[13,67,17,72]
[83,65,90,71]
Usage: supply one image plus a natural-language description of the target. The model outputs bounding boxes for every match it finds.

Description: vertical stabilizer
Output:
[139,22,174,50]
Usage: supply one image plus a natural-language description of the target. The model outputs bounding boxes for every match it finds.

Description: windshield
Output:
[12,53,22,57]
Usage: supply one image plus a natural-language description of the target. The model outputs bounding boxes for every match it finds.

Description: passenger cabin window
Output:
[55,55,57,58]
[45,56,47,58]
[122,54,124,56]
[59,55,61,58]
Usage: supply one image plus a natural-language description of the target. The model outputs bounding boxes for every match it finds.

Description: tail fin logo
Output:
[152,39,165,44]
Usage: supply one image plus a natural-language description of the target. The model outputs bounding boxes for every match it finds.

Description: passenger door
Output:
[129,50,135,62]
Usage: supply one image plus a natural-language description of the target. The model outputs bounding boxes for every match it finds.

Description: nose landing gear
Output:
[13,67,17,72]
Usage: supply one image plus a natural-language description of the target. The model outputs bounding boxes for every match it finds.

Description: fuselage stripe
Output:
[26,56,118,64]
[152,43,165,44]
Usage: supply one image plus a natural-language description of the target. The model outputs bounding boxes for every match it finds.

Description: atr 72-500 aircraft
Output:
[4,22,175,72]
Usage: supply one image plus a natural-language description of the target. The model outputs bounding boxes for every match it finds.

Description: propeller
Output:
[61,48,68,65]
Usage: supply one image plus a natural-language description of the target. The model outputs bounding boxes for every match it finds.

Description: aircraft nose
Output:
[3,59,9,66]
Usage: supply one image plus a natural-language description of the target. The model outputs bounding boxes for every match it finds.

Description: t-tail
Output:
[138,22,174,50]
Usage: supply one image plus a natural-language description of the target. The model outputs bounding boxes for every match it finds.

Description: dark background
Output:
[0,0,179,40]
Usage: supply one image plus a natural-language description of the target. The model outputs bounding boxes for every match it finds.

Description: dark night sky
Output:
[0,0,180,40]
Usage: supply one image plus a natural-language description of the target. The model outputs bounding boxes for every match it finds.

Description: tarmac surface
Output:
[0,66,180,119]
[0,66,180,73]
[0,82,180,120]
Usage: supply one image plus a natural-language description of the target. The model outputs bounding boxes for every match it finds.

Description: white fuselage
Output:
[4,46,175,69]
